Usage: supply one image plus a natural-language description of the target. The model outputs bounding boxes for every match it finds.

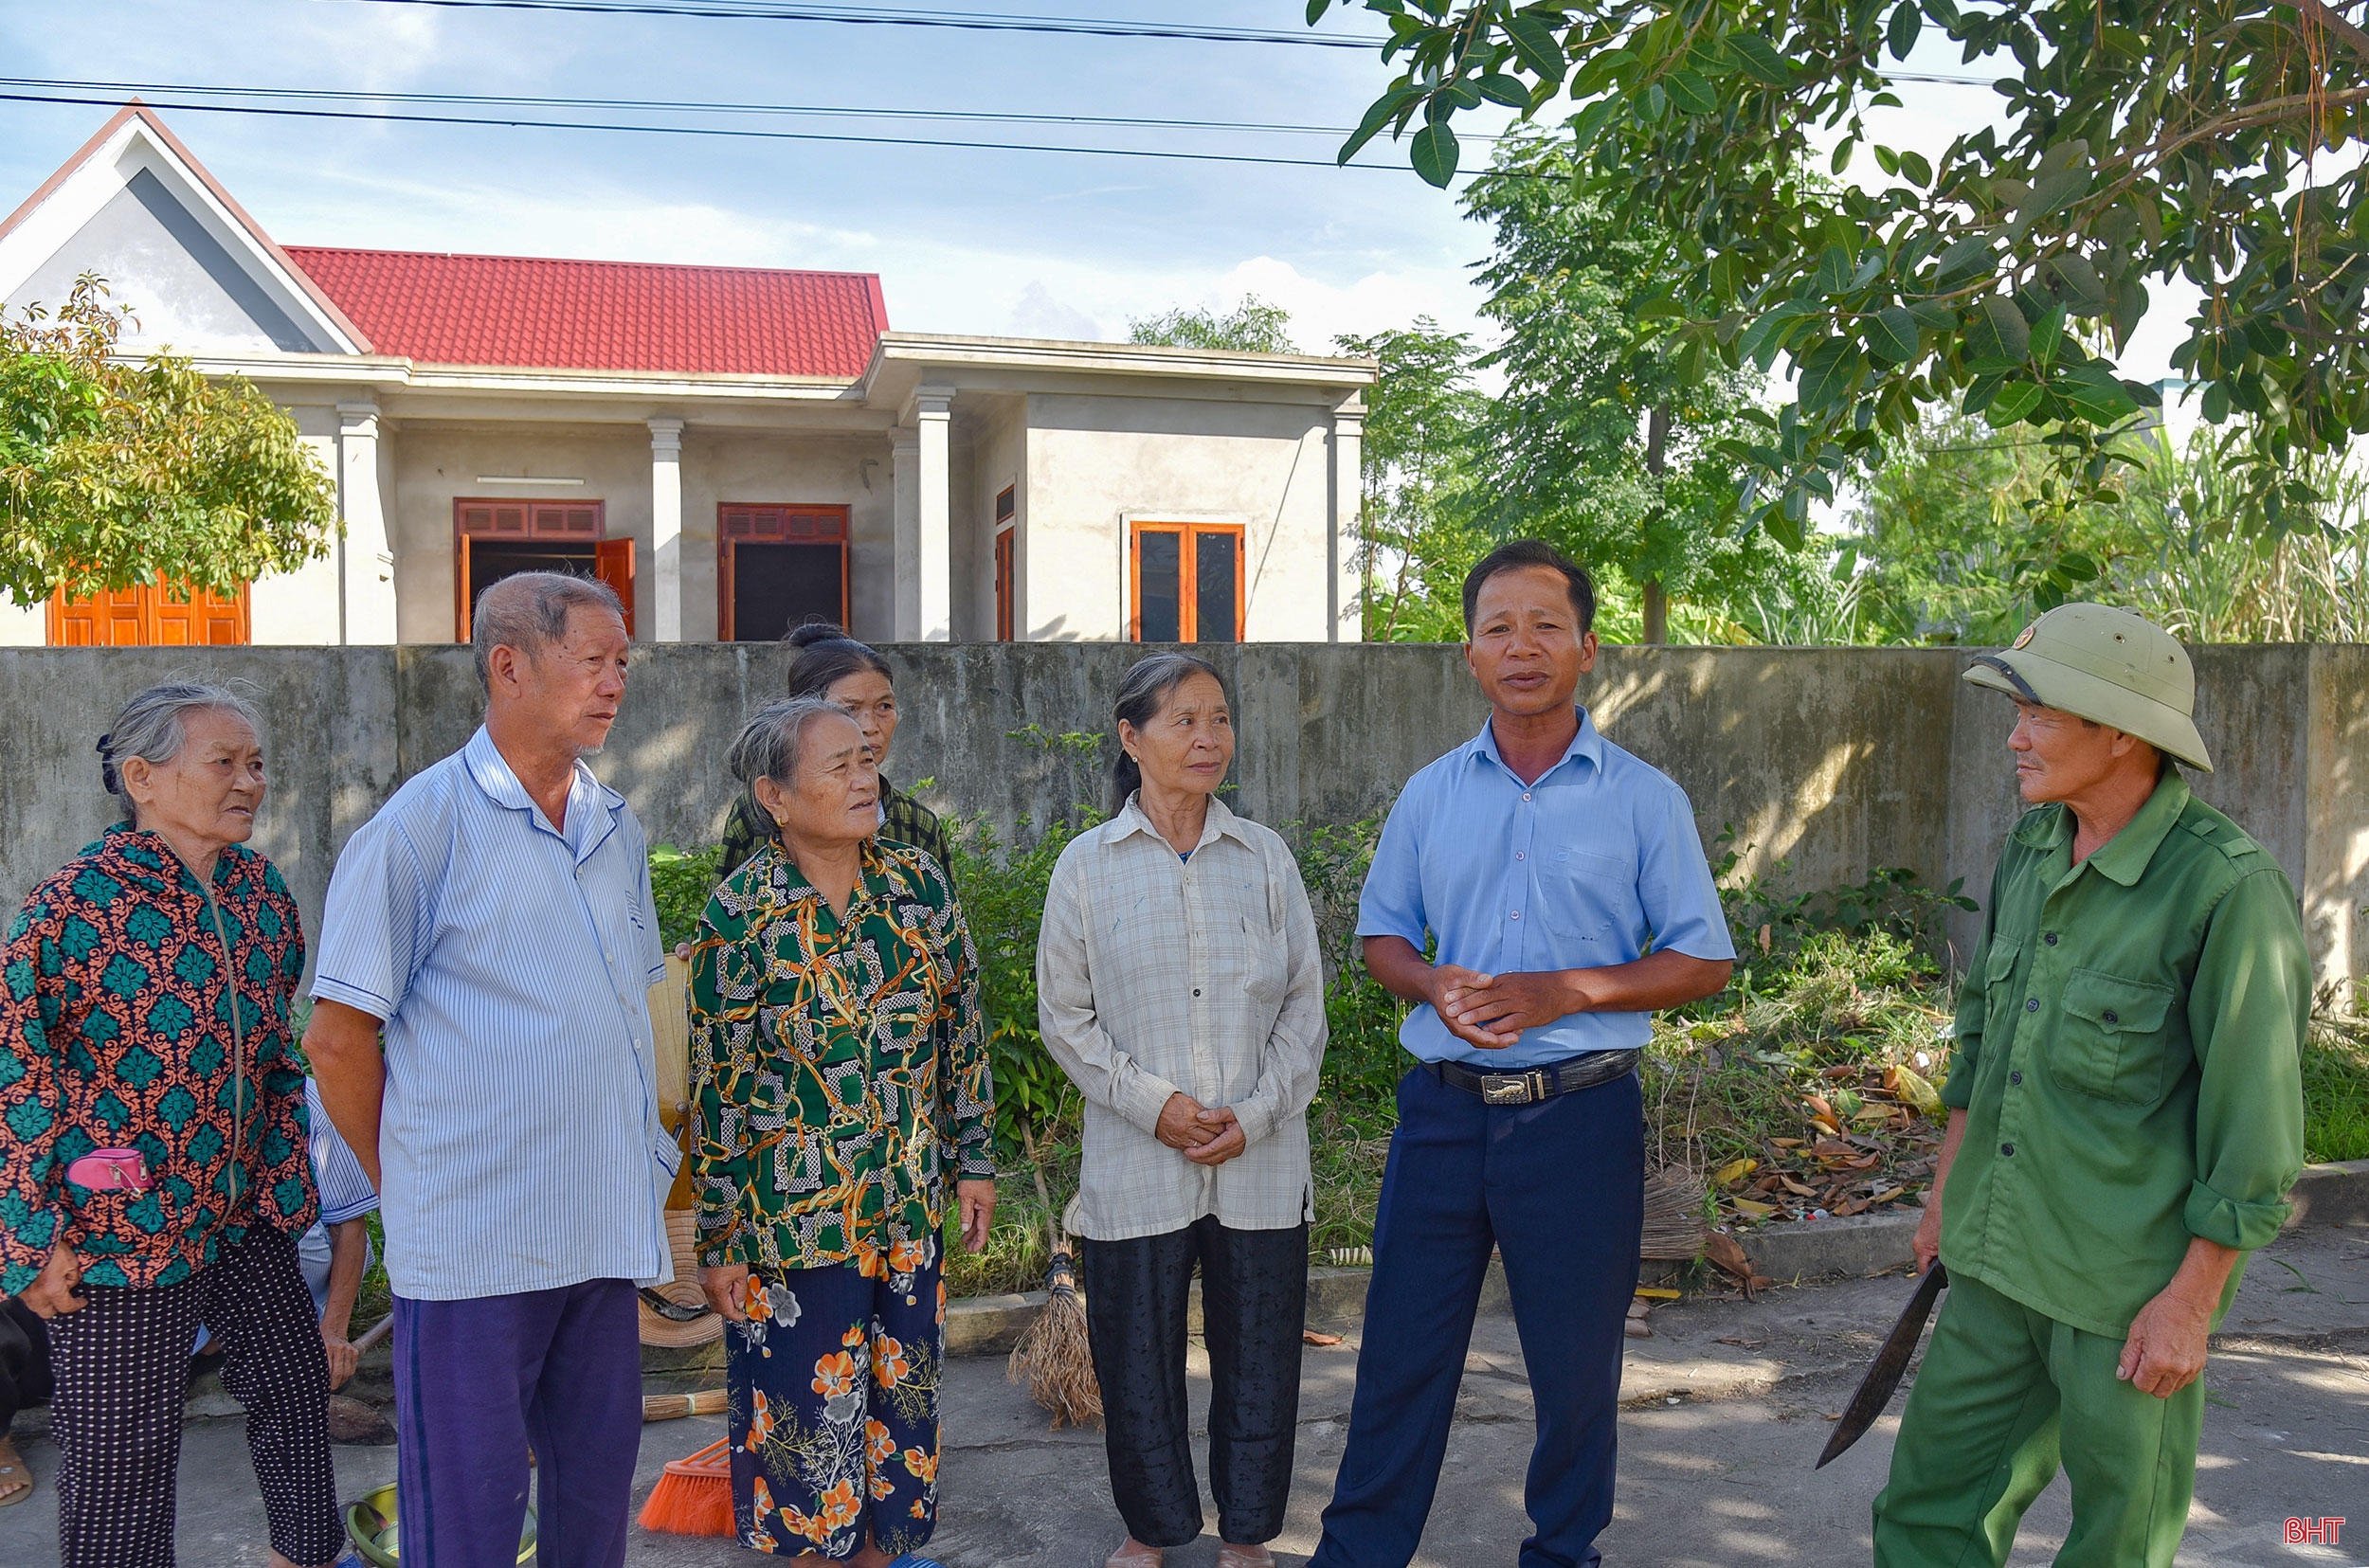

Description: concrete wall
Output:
[1022,394,1338,641]
[5,643,2362,1002]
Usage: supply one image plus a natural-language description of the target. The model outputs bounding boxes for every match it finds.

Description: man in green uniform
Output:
[1873,603,2309,1568]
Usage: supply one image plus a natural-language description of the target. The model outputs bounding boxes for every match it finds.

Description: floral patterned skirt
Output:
[727,1241,947,1559]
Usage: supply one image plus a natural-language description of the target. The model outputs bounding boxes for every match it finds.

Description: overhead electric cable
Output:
[0,76,1402,136]
[0,89,1423,171]
[341,0,1392,47]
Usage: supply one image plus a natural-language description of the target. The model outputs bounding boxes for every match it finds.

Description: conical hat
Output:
[639,1210,723,1349]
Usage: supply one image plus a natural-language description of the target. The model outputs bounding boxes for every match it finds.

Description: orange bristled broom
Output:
[638,1436,734,1538]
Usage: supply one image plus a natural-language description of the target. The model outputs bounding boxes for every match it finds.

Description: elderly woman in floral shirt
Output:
[0,682,338,1568]
[690,696,995,1568]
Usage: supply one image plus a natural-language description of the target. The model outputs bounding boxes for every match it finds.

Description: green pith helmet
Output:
[1962,603,2214,772]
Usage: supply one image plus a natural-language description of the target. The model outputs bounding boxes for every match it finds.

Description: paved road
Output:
[4,1225,2364,1565]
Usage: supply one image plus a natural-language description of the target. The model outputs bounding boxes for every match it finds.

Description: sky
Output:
[0,0,1516,352]
[0,0,2195,386]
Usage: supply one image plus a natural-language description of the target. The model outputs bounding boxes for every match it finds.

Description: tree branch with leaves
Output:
[1311,0,2369,548]
[1,274,338,607]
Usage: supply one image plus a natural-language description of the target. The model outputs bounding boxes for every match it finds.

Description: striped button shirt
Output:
[1036,794,1328,1242]
[313,727,674,1302]
[303,1078,376,1226]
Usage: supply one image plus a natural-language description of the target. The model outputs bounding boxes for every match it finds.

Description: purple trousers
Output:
[391,1277,642,1568]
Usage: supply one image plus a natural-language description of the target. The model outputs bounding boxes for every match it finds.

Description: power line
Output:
[0,89,1422,171]
[342,0,1391,47]
[0,76,1389,137]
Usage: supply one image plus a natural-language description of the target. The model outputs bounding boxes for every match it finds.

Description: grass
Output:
[2304,1015,2369,1164]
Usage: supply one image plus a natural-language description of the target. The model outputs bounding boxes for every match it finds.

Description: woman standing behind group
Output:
[688,696,995,1567]
[1037,654,1329,1568]
[718,622,952,883]
[0,683,339,1568]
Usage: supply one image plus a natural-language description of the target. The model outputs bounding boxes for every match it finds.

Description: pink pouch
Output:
[67,1148,151,1196]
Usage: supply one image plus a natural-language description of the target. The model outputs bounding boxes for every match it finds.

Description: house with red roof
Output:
[0,105,1373,647]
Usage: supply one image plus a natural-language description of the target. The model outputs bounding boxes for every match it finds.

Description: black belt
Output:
[1432,1049,1641,1106]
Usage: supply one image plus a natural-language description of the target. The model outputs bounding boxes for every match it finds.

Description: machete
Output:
[1815,1262,1947,1469]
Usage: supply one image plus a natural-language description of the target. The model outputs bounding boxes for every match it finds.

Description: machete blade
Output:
[1815,1262,1947,1469]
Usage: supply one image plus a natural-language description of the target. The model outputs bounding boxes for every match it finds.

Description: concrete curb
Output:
[946,1160,2369,1356]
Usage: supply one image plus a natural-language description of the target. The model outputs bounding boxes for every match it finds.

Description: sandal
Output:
[0,1438,31,1507]
[1217,1546,1274,1568]
[1107,1541,1164,1568]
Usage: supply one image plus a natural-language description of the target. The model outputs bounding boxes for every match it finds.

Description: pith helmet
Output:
[1963,603,2213,772]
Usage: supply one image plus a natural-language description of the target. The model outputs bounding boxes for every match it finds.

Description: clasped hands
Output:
[1156,1092,1247,1165]
[1428,963,1582,1050]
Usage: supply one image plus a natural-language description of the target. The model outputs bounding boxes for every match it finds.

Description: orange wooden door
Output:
[595,538,636,638]
[48,580,248,645]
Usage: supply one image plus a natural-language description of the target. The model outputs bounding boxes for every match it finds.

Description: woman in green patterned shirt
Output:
[690,697,996,1566]
[716,622,953,886]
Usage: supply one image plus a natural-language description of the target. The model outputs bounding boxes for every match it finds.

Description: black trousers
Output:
[0,1296,52,1433]
[45,1225,341,1568]
[1081,1216,1309,1549]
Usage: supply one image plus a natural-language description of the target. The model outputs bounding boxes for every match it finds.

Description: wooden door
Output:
[47,580,248,645]
[595,538,636,638]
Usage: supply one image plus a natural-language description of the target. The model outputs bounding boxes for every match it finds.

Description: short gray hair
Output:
[728,697,859,809]
[98,682,262,823]
[471,571,625,693]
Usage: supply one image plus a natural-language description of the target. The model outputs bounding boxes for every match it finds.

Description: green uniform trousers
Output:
[1872,1271,2202,1568]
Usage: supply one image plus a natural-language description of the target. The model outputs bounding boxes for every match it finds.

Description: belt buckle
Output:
[1479,1072,1539,1106]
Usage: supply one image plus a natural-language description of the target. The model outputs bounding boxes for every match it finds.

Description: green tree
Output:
[1332,319,1489,640]
[2,275,338,605]
[1310,0,2369,546]
[1128,295,1298,353]
[1464,132,1799,639]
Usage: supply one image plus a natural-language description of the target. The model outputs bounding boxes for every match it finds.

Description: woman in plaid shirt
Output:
[1037,654,1329,1568]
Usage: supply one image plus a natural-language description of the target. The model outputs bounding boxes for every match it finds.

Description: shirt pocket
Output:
[1239,903,1289,1006]
[2053,967,2177,1105]
[1980,934,2024,1026]
[1538,849,1632,941]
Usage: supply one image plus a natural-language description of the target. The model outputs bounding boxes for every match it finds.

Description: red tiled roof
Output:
[280,247,888,377]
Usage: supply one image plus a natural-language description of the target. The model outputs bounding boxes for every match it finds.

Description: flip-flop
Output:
[0,1451,31,1507]
[884,1557,949,1568]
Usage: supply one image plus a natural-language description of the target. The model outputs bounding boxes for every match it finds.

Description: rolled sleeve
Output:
[2183,865,2309,1251]
[1353,789,1428,946]
[311,820,427,1021]
[1637,783,1737,962]
[1036,855,1183,1137]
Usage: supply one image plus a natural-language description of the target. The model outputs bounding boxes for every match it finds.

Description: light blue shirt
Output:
[305,1077,377,1226]
[313,727,675,1302]
[1357,708,1735,1069]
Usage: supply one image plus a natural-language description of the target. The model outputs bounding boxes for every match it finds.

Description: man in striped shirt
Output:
[308,573,673,1568]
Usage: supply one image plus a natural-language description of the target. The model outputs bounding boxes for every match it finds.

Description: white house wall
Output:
[245,403,344,644]
[1022,393,1339,642]
[389,424,658,642]
[965,396,1026,640]
[678,429,895,642]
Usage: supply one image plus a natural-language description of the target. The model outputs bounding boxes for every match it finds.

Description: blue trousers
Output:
[392,1277,642,1568]
[1311,1065,1643,1568]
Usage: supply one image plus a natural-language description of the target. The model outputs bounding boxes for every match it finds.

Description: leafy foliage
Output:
[1309,0,2369,546]
[1,274,339,604]
[1127,295,1299,354]
[1847,413,2369,640]
[648,842,726,950]
[1332,319,1492,640]
[1465,131,1811,628]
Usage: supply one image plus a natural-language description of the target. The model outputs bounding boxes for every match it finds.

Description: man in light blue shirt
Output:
[307,573,672,1568]
[1311,541,1735,1568]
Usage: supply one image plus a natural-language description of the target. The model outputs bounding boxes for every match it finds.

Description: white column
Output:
[1330,401,1365,643]
[913,387,953,641]
[648,417,684,642]
[335,402,398,645]
[891,430,921,640]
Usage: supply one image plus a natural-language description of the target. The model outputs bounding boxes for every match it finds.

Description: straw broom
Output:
[1005,1127,1102,1429]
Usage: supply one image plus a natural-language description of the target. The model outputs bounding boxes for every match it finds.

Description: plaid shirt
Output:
[718,778,952,889]
[0,826,317,1294]
[1036,795,1327,1241]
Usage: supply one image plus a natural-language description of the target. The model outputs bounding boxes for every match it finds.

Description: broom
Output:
[637,1436,734,1537]
[1005,1128,1103,1429]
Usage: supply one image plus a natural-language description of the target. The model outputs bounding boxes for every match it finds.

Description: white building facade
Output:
[0,106,1372,648]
